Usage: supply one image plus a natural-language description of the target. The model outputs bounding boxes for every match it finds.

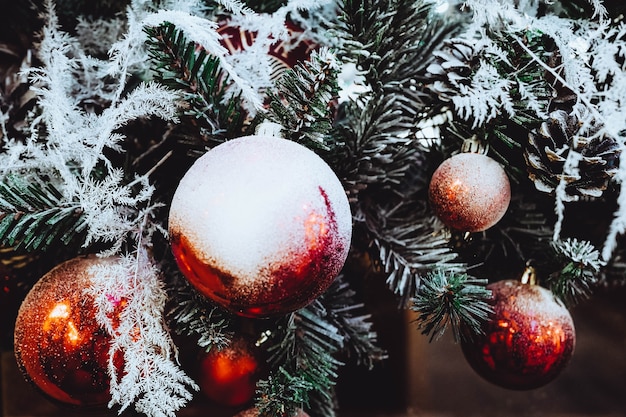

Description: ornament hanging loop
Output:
[461,135,489,155]
[520,263,537,285]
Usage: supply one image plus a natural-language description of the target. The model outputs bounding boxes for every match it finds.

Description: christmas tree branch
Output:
[412,270,493,342]
[258,302,344,417]
[549,238,605,306]
[0,174,87,252]
[264,48,340,150]
[166,272,233,350]
[320,274,387,369]
[358,198,465,306]
[145,22,245,142]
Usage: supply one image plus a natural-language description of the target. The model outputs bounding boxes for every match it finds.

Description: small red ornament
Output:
[460,275,576,390]
[13,256,122,407]
[169,135,352,318]
[429,152,511,232]
[198,337,262,407]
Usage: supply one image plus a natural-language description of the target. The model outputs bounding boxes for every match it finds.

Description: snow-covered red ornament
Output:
[460,270,576,390]
[168,135,352,318]
[429,152,511,232]
[13,256,123,407]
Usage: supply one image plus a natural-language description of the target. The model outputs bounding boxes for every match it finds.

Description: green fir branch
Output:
[548,238,605,306]
[264,48,340,150]
[256,367,314,417]
[319,275,387,369]
[333,97,421,198]
[257,301,344,417]
[412,270,493,342]
[0,174,87,252]
[337,0,456,100]
[145,22,245,143]
[165,272,232,350]
[360,199,465,306]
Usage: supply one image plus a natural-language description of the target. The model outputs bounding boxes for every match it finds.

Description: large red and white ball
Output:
[460,279,576,390]
[168,135,352,318]
[13,256,122,407]
[429,153,511,232]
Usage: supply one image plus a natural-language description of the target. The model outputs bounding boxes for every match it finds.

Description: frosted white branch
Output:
[452,60,514,128]
[89,249,198,417]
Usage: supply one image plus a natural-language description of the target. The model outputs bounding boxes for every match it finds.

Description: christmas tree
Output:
[1,0,625,416]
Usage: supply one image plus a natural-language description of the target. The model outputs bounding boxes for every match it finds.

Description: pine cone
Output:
[424,38,479,102]
[525,110,620,201]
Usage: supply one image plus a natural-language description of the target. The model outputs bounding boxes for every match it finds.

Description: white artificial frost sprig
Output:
[459,0,626,259]
[452,60,514,128]
[0,1,181,252]
[90,248,198,417]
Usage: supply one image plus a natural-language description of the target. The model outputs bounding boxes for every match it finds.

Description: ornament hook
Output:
[520,263,537,285]
[461,135,489,155]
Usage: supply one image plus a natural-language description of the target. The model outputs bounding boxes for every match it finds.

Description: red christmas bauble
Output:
[460,279,576,390]
[169,135,352,318]
[429,153,511,232]
[198,337,261,407]
[13,256,122,407]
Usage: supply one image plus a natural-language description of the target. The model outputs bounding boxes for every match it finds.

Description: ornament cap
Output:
[461,135,489,155]
[255,121,284,138]
[520,263,537,285]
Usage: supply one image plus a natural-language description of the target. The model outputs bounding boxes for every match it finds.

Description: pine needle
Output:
[412,270,493,342]
[549,238,606,306]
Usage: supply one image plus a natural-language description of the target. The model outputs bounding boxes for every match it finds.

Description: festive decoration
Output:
[4,0,626,416]
[428,152,511,232]
[169,135,352,317]
[460,270,576,390]
[13,256,122,407]
[197,336,262,407]
[218,18,318,81]
[525,110,621,201]
[235,407,309,417]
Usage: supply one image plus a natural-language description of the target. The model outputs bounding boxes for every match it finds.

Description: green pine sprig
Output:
[257,301,344,417]
[263,48,340,151]
[0,174,87,253]
[360,197,465,306]
[320,274,387,370]
[337,0,457,103]
[144,22,245,144]
[165,272,232,351]
[548,238,606,306]
[412,270,493,342]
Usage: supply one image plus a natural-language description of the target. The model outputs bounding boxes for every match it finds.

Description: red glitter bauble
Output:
[168,135,352,318]
[13,256,122,407]
[460,279,576,390]
[429,153,511,232]
[198,337,261,407]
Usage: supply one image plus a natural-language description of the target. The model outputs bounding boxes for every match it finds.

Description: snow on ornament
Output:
[168,135,352,318]
[429,152,511,232]
[460,268,575,390]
